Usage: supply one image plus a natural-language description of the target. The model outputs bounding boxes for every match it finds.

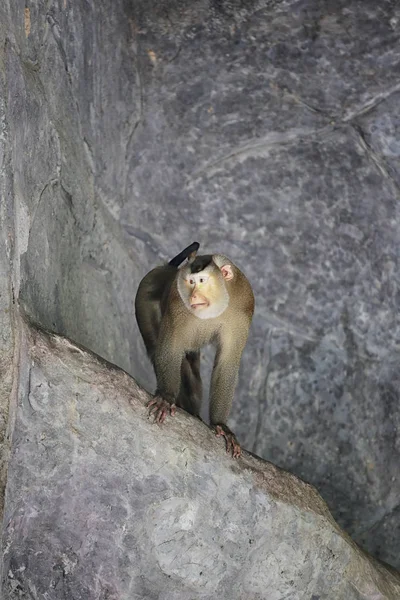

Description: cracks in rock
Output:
[186,79,338,183]
[122,226,165,262]
[289,81,400,125]
[188,80,400,183]
[26,360,34,412]
[285,78,400,125]
[22,172,88,276]
[45,11,95,200]
[45,13,70,77]
[252,334,272,455]
[283,87,332,118]
[125,50,143,164]
[125,119,141,168]
[167,45,182,64]
[123,21,145,201]
[89,190,163,266]
[30,178,58,229]
[5,574,36,600]
[258,309,318,343]
[59,182,78,225]
[188,124,335,183]
[343,82,400,122]
[83,137,95,175]
[30,178,78,237]
[351,122,400,199]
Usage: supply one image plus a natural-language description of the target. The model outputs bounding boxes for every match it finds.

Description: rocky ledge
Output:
[1,320,400,599]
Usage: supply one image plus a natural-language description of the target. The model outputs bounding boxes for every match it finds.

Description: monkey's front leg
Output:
[210,342,245,459]
[147,396,176,424]
[150,334,183,424]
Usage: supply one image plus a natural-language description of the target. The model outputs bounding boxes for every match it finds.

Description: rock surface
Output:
[0,17,15,515]
[2,322,400,600]
[1,0,400,567]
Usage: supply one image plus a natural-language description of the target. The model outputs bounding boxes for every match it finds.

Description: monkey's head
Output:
[177,254,234,319]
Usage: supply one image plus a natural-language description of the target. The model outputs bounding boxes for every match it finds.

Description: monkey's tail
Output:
[169,242,200,267]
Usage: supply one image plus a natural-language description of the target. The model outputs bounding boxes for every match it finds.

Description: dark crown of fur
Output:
[190,255,213,274]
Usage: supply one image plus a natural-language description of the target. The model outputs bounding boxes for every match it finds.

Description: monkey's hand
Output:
[147,396,176,424]
[215,424,241,459]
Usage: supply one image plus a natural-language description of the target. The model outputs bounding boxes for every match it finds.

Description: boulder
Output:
[2,321,400,599]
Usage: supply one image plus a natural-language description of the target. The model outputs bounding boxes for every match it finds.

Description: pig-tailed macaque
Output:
[135,242,254,458]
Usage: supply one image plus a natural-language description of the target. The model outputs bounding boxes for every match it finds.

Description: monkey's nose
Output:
[190,293,207,307]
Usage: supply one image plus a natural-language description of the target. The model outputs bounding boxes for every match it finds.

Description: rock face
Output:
[0,17,15,515]
[1,0,400,569]
[1,322,400,600]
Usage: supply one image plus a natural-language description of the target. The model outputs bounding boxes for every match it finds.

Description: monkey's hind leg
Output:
[215,424,241,458]
[176,351,203,417]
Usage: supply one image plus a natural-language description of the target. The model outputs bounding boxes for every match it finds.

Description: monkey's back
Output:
[135,264,177,361]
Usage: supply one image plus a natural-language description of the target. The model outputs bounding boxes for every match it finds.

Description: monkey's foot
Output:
[147,397,176,424]
[215,424,241,459]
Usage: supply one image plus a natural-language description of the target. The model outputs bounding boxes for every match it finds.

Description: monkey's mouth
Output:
[190,302,208,309]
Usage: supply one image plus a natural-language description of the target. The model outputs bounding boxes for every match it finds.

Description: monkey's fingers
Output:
[232,439,241,459]
[215,425,241,459]
[147,397,176,424]
[157,401,176,423]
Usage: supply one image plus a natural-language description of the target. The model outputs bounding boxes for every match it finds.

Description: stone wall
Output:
[1,0,400,569]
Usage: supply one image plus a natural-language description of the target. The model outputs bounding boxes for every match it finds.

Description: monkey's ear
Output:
[220,264,234,281]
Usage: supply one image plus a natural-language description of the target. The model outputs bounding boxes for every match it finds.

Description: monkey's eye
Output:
[199,277,205,284]
[189,278,195,285]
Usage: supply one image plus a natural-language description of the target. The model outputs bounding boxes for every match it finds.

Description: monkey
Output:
[135,242,254,458]
[135,242,203,419]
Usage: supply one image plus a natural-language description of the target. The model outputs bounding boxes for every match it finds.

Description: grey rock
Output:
[1,0,400,568]
[0,28,15,513]
[2,322,400,600]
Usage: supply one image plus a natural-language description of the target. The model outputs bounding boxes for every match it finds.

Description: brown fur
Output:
[135,249,254,427]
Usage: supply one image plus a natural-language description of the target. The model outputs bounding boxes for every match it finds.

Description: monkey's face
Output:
[177,258,233,320]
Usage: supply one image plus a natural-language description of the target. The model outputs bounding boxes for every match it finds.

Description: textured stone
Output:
[1,0,400,568]
[2,323,400,600]
[0,19,15,515]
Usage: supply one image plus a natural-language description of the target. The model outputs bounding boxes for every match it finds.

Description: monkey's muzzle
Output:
[190,292,209,309]
[190,303,210,311]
